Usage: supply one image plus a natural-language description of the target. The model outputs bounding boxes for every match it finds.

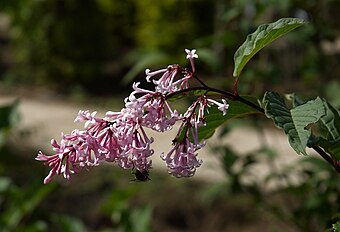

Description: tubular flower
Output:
[207,98,229,116]
[185,49,198,73]
[36,138,80,184]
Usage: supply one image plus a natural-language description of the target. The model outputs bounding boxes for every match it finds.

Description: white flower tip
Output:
[145,69,152,82]
[185,49,198,59]
[43,177,51,185]
[84,121,91,129]
[105,111,117,117]
[51,139,58,146]
[132,82,140,88]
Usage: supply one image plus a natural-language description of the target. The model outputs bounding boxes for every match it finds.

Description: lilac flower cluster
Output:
[36,49,229,184]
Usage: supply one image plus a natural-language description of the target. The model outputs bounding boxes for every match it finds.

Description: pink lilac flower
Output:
[159,96,207,177]
[126,127,154,171]
[161,115,205,177]
[74,110,98,128]
[142,94,181,132]
[36,48,230,183]
[161,137,203,177]
[36,137,80,184]
[148,65,180,94]
[207,98,229,116]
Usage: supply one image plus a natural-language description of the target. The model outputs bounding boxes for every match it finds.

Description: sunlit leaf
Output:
[233,18,306,78]
[263,91,325,155]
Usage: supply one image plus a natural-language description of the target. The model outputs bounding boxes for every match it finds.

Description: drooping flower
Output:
[161,136,203,177]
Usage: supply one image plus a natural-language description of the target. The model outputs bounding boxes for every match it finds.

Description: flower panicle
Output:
[36,49,229,183]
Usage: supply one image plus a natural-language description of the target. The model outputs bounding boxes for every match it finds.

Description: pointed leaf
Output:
[263,92,325,155]
[233,18,306,78]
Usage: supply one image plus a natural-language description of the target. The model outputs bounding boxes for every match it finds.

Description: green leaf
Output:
[233,18,306,78]
[263,91,325,155]
[286,94,340,161]
[198,96,260,140]
[310,101,340,160]
[319,101,340,140]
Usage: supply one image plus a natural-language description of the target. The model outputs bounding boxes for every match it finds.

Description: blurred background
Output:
[0,0,340,231]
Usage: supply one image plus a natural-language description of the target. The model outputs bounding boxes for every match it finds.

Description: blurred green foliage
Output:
[207,125,340,232]
[0,0,339,97]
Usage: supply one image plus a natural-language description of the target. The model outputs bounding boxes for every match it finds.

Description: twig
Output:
[311,145,340,173]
